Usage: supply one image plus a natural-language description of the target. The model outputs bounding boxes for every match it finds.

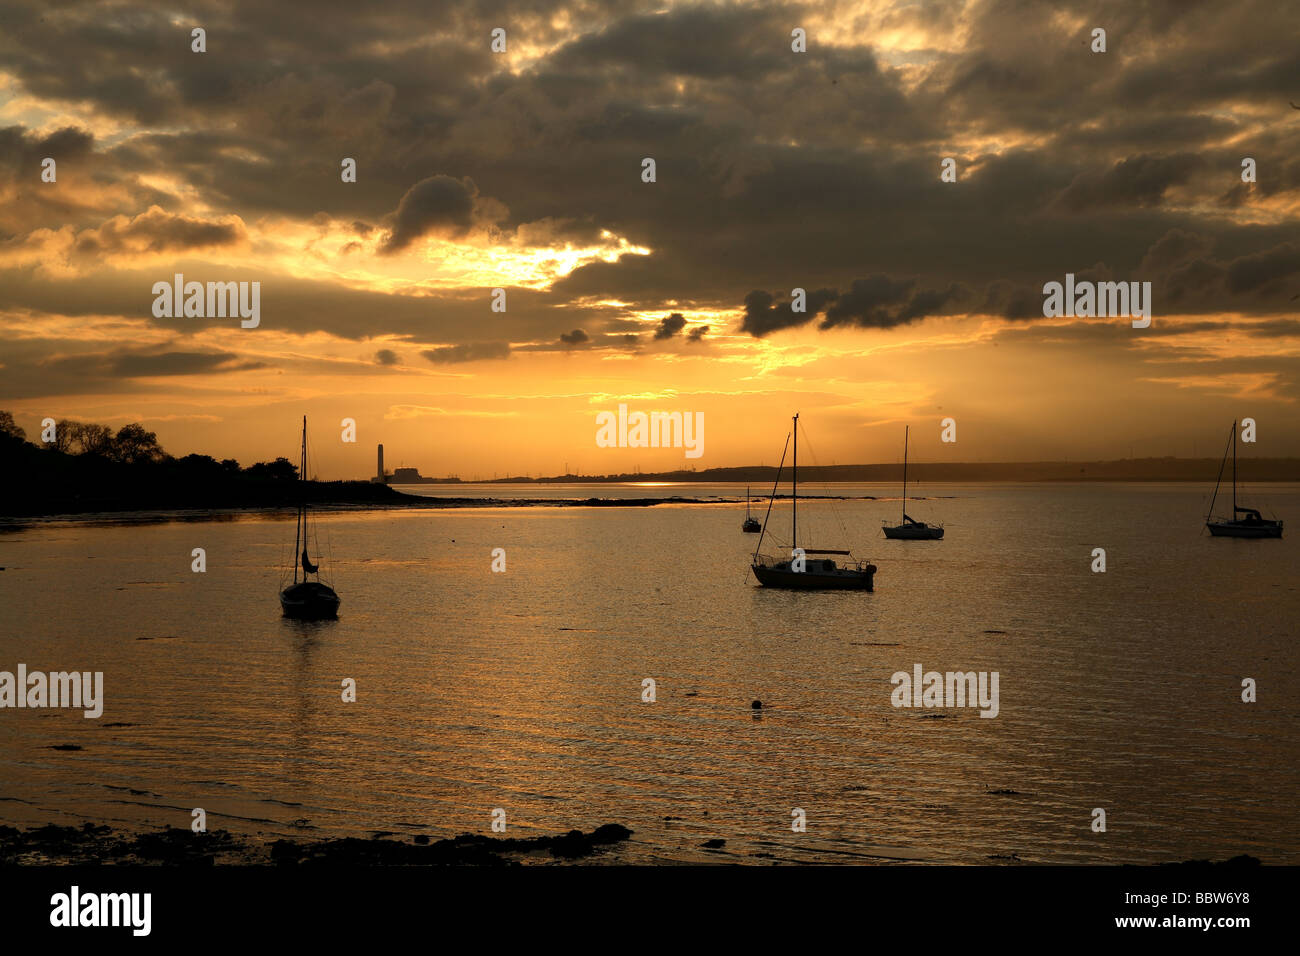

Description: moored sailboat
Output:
[742,485,762,533]
[1205,421,1283,538]
[280,416,341,618]
[882,425,944,540]
[751,414,877,590]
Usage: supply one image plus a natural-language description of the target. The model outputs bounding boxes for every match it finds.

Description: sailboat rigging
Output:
[751,414,877,590]
[279,416,342,618]
[882,426,944,540]
[1205,421,1283,538]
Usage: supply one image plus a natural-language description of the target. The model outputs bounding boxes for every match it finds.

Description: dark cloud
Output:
[72,206,245,256]
[374,349,400,366]
[379,175,479,254]
[109,349,264,377]
[1139,229,1215,274]
[742,289,803,338]
[0,0,1295,405]
[653,312,686,339]
[421,342,511,364]
[1225,242,1300,294]
[742,280,963,336]
[0,342,267,398]
[0,124,95,175]
[1055,153,1204,212]
[687,325,707,341]
[559,328,589,346]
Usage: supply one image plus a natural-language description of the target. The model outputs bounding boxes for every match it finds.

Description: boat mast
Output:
[1231,419,1237,514]
[792,413,798,551]
[1207,421,1231,524]
[902,425,909,523]
[753,432,790,562]
[298,416,308,581]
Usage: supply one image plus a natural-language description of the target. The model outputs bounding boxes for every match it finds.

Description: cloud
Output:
[71,206,247,257]
[108,349,264,377]
[1225,242,1300,294]
[741,289,813,338]
[1054,153,1204,211]
[378,176,480,254]
[653,312,686,339]
[421,342,511,364]
[741,280,962,336]
[374,349,400,366]
[0,0,1297,416]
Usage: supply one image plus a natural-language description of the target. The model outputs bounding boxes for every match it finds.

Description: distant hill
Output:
[484,458,1300,484]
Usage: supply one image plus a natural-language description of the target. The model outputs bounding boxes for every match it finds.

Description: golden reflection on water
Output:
[1,483,1298,863]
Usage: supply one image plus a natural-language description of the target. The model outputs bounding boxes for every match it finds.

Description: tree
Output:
[0,411,26,444]
[111,423,164,465]
[245,457,298,481]
[70,422,114,456]
[46,419,77,453]
[176,453,221,473]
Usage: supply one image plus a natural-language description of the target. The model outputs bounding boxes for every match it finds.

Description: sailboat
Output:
[751,414,877,590]
[882,426,944,540]
[1205,421,1283,538]
[742,485,762,533]
[279,416,342,618]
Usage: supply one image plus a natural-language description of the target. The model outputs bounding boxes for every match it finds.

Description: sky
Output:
[1,0,1298,480]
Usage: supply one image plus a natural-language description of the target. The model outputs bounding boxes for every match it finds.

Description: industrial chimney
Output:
[376,443,385,483]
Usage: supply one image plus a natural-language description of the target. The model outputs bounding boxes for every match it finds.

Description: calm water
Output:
[1,482,1297,864]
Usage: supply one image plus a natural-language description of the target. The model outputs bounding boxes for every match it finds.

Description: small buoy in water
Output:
[751,700,763,710]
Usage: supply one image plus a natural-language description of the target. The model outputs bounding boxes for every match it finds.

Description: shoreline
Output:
[0,822,1263,867]
[0,822,634,866]
[0,493,889,524]
[4,478,1296,524]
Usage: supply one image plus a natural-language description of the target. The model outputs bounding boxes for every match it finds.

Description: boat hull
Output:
[742,520,762,533]
[280,581,341,619]
[752,562,875,591]
[882,524,944,540]
[1206,521,1283,538]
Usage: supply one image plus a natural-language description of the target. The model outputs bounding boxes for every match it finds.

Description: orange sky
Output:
[1,1,1298,478]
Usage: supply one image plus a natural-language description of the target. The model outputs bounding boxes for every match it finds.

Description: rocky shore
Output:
[0,822,634,866]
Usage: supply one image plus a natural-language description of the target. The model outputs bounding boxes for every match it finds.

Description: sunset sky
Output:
[1,0,1298,479]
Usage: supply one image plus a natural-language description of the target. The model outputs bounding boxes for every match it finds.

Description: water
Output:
[1,482,1297,864]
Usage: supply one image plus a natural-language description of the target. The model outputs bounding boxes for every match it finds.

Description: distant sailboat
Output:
[751,414,877,590]
[882,426,944,540]
[742,485,761,533]
[1205,421,1283,538]
[280,416,342,618]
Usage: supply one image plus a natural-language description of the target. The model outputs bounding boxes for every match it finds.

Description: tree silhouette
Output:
[0,411,25,444]
[111,423,164,465]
